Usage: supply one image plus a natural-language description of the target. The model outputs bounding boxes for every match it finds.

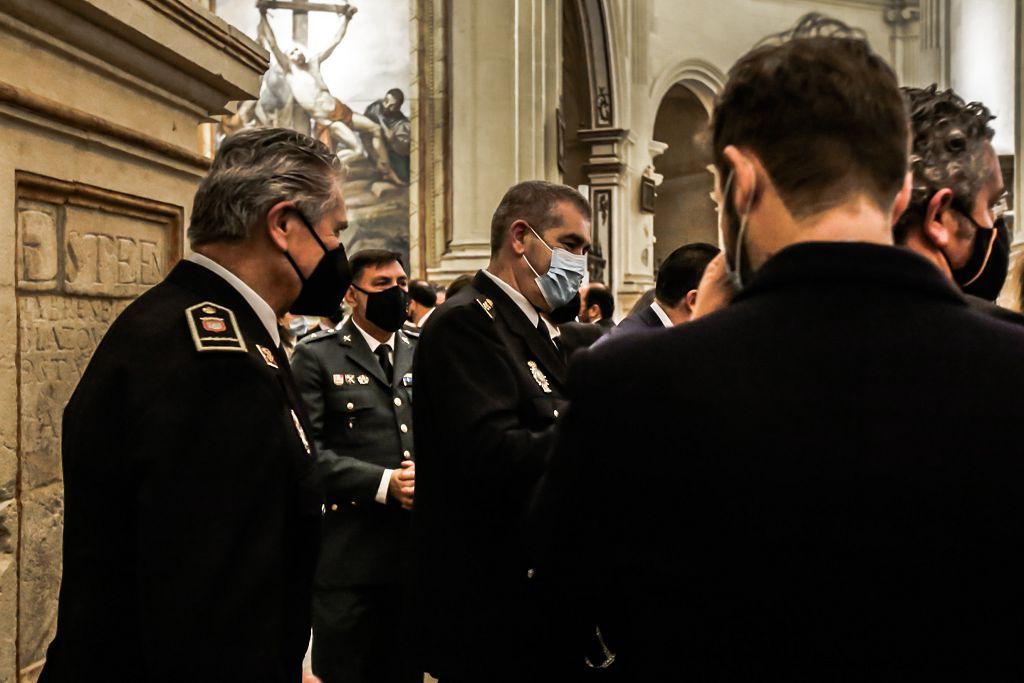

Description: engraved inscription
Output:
[17,205,59,291]
[64,207,167,297]
[17,294,133,675]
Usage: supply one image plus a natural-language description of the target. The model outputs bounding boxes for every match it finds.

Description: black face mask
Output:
[284,212,353,317]
[353,284,409,332]
[547,291,581,325]
[948,208,1010,302]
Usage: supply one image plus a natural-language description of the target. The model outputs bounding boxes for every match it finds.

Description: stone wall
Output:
[0,2,264,681]
[13,176,181,679]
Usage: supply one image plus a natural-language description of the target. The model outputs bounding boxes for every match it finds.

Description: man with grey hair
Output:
[40,127,352,683]
[893,85,1019,323]
[411,180,591,682]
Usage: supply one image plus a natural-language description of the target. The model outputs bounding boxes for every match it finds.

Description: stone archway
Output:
[651,83,717,270]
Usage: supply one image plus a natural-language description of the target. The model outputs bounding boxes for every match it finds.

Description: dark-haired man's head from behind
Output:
[712,13,911,284]
[893,86,1008,302]
[408,279,438,326]
[580,282,615,324]
[655,243,720,325]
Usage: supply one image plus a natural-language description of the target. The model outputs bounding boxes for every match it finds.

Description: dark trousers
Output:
[312,585,421,683]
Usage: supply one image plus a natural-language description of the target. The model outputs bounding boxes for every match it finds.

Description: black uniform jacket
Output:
[290,319,415,588]
[609,304,661,335]
[411,270,568,680]
[40,260,322,683]
[536,242,1024,681]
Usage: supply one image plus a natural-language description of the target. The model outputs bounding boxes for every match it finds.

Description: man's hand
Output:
[388,460,415,509]
[691,252,738,320]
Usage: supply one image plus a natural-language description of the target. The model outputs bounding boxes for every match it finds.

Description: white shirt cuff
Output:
[375,469,393,504]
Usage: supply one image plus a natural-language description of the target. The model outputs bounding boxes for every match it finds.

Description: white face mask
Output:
[718,168,755,290]
[523,224,588,309]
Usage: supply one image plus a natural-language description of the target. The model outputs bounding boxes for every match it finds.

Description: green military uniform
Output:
[290,318,418,683]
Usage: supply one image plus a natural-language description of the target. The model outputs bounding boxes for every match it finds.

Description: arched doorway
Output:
[652,84,717,271]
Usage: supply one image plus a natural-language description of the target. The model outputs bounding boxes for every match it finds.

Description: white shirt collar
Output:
[187,252,280,346]
[351,317,396,353]
[480,269,559,340]
[650,300,673,328]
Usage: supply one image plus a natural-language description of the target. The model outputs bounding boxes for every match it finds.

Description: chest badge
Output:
[527,360,552,394]
[357,374,370,385]
[290,409,311,455]
[402,372,413,387]
[345,374,357,385]
[256,345,278,368]
[333,373,344,386]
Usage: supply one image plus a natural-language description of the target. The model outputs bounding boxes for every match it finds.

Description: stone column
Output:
[429,0,561,281]
[0,2,265,679]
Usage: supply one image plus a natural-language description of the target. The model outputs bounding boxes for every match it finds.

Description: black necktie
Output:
[375,344,393,381]
[537,318,565,357]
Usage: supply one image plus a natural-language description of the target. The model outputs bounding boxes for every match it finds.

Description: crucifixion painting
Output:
[215,0,412,265]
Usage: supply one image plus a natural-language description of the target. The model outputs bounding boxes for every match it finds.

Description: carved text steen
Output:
[17,206,59,291]
[63,207,168,298]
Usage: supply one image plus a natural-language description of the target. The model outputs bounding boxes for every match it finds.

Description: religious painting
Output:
[214,0,412,265]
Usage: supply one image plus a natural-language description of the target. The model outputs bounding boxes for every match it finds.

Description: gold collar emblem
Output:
[527,360,552,394]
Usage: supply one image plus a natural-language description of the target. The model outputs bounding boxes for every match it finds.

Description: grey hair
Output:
[893,85,995,243]
[188,127,341,247]
[489,180,591,254]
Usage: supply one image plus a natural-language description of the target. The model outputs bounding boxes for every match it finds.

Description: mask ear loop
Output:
[721,166,756,289]
[282,209,328,284]
[520,222,548,279]
[954,209,997,287]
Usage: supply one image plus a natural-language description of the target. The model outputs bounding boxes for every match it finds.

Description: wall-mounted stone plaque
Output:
[13,173,181,681]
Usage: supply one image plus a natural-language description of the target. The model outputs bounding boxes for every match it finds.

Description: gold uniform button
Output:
[350,501,358,507]
[321,504,326,515]
[553,409,560,418]
[403,450,412,459]
[330,503,338,512]
[527,568,535,579]
[400,424,409,433]
[393,397,402,407]
[346,402,355,411]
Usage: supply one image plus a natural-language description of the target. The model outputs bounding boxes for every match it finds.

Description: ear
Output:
[266,200,297,252]
[684,289,699,312]
[343,284,358,307]
[923,188,955,248]
[587,304,601,319]
[890,171,913,226]
[722,145,759,215]
[508,220,530,256]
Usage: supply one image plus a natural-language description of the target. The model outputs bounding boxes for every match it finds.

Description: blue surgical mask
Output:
[523,225,588,310]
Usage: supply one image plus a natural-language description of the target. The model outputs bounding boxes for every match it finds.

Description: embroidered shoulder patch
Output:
[186,302,247,353]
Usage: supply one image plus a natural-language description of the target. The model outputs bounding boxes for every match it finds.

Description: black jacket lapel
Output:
[392,330,414,387]
[472,272,567,388]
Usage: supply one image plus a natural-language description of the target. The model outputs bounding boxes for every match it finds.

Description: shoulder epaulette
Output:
[186,302,246,352]
[476,297,496,321]
[300,328,339,344]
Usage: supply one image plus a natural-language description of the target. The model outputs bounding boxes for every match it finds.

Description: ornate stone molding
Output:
[0,81,210,170]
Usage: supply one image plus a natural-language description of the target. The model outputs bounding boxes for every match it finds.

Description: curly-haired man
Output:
[894,85,1016,320]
